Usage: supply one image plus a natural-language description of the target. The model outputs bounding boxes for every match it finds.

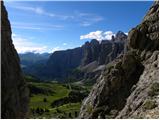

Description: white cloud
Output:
[80,30,115,41]
[51,47,61,53]
[63,43,67,46]
[35,7,44,14]
[11,22,64,30]
[104,31,115,40]
[125,32,128,35]
[80,31,103,41]
[12,26,41,30]
[13,6,45,15]
[7,2,103,27]
[80,22,91,27]
[12,33,47,53]
[10,5,73,20]
[75,11,104,27]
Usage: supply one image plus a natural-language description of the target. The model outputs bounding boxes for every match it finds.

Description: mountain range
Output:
[19,52,51,68]
[21,31,127,83]
[1,1,159,119]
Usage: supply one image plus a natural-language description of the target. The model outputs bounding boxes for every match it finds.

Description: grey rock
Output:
[116,51,159,119]
[79,1,159,119]
[30,31,127,82]
[45,47,84,81]
[79,51,144,118]
[1,1,29,118]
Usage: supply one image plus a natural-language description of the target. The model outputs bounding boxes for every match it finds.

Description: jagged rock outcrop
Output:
[81,31,127,66]
[1,2,29,118]
[114,31,128,41]
[116,50,159,119]
[117,1,159,118]
[79,51,144,118]
[79,1,159,119]
[79,32,126,85]
[81,39,100,66]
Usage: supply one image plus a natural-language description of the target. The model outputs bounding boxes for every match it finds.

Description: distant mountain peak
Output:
[90,39,99,45]
[111,31,127,42]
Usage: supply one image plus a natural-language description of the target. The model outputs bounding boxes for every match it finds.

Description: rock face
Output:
[116,51,159,119]
[1,2,29,118]
[35,31,127,81]
[46,47,84,80]
[81,31,127,66]
[79,1,159,119]
[79,32,126,85]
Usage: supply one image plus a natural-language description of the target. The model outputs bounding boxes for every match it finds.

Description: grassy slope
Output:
[26,76,91,118]
[29,82,69,109]
[36,103,81,119]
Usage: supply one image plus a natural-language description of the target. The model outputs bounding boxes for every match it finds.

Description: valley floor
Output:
[25,76,90,118]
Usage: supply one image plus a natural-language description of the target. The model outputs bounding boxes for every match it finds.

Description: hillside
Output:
[19,52,51,77]
[19,52,50,67]
[79,1,159,119]
[26,76,90,118]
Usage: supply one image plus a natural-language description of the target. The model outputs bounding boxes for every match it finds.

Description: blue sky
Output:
[4,1,153,53]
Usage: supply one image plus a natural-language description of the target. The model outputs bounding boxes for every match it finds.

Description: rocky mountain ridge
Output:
[19,52,51,67]
[27,31,127,82]
[79,1,159,119]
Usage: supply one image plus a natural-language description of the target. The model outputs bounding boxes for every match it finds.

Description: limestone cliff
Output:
[1,1,29,118]
[81,31,127,66]
[78,32,126,85]
[79,1,159,119]
[29,32,126,81]
[46,47,84,81]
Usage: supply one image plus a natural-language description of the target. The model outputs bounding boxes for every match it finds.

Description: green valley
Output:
[25,76,90,118]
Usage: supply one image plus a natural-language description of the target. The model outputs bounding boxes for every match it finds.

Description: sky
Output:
[4,1,153,53]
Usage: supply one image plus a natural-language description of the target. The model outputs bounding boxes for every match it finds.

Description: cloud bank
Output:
[12,33,47,53]
[80,30,115,41]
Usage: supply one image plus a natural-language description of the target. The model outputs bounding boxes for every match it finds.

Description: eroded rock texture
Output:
[1,1,29,118]
[79,1,159,119]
